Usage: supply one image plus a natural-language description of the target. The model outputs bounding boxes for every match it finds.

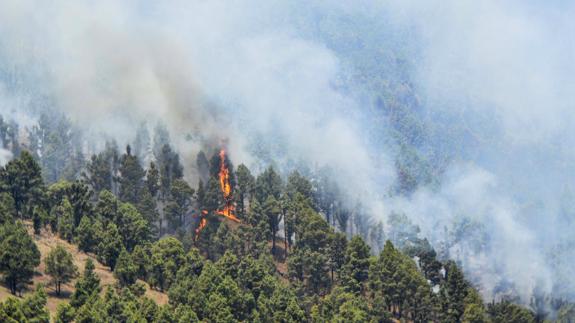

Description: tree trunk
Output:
[330,268,334,283]
[284,220,289,259]
[10,279,16,295]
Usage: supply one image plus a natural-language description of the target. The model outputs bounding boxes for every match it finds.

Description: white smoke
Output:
[0,0,573,304]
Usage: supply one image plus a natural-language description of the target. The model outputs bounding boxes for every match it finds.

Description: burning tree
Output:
[195,149,240,240]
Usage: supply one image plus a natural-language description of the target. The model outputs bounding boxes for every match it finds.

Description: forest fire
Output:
[216,149,240,223]
[195,149,240,240]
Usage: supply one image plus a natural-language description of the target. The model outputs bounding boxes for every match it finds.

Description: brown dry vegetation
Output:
[0,223,167,318]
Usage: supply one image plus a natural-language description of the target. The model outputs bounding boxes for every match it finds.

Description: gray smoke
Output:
[0,0,573,304]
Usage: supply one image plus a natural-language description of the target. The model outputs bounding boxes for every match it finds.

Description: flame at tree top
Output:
[219,149,232,197]
[217,149,240,222]
[195,148,240,240]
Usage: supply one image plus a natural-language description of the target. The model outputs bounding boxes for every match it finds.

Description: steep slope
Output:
[0,222,167,317]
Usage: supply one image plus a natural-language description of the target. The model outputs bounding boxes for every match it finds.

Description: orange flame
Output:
[195,148,240,241]
[217,149,240,223]
[219,149,232,197]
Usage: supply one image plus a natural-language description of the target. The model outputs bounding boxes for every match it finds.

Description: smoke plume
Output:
[0,0,573,304]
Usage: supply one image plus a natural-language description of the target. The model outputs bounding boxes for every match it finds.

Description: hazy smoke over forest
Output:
[0,0,574,304]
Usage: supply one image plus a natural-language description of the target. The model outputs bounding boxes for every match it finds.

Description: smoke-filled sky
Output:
[0,0,574,303]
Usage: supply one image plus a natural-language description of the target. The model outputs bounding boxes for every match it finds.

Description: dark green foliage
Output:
[95,190,119,224]
[204,177,222,213]
[56,197,74,242]
[97,222,123,270]
[0,297,26,322]
[48,180,93,228]
[369,240,432,319]
[164,178,194,231]
[462,288,490,323]
[20,285,50,322]
[157,144,184,199]
[137,187,159,236]
[487,300,536,323]
[114,249,138,287]
[441,260,470,323]
[263,195,282,253]
[146,162,160,198]
[0,221,41,294]
[0,128,543,323]
[235,164,255,218]
[55,303,75,323]
[328,232,347,282]
[0,151,45,217]
[255,166,282,203]
[149,237,185,291]
[44,244,78,295]
[0,192,15,225]
[84,142,118,194]
[118,145,146,205]
[32,206,43,234]
[116,202,150,251]
[339,235,371,294]
[0,285,51,323]
[70,259,101,308]
[75,215,95,252]
[132,244,151,280]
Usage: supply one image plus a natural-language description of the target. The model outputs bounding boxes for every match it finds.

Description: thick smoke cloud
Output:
[384,0,575,301]
[0,0,573,304]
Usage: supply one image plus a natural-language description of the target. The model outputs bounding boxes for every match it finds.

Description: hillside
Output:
[0,141,559,322]
[0,222,167,318]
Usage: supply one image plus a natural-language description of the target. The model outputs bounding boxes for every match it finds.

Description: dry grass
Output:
[0,222,167,319]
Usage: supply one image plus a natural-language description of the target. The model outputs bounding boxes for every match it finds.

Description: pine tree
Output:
[56,197,74,242]
[75,216,94,252]
[235,164,255,218]
[157,144,184,199]
[441,260,469,323]
[0,222,41,294]
[339,235,371,294]
[20,285,50,323]
[84,142,118,194]
[55,303,76,323]
[70,259,101,308]
[137,187,159,237]
[45,244,78,295]
[146,162,160,198]
[118,145,145,205]
[97,222,123,270]
[0,151,45,217]
[114,249,137,288]
[95,190,119,224]
[255,166,282,203]
[305,250,331,295]
[328,232,347,282]
[116,202,149,251]
[263,195,282,254]
[149,237,185,291]
[0,192,15,225]
[204,177,222,213]
[164,178,194,231]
